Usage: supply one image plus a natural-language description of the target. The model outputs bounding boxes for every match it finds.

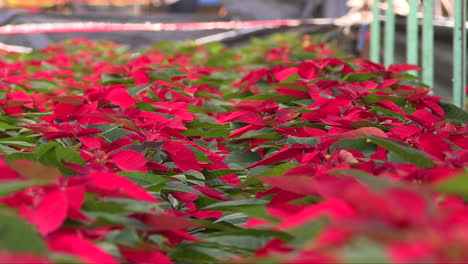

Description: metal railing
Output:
[370,0,466,108]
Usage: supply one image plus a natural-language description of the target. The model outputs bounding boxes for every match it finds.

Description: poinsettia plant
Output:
[0,34,467,264]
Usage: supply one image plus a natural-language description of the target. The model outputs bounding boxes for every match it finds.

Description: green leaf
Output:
[4,142,84,175]
[203,199,277,222]
[340,238,391,264]
[103,198,161,214]
[149,67,186,81]
[148,234,165,247]
[0,141,35,148]
[33,142,57,158]
[135,102,154,111]
[439,102,468,123]
[286,219,326,248]
[88,123,119,132]
[388,151,409,164]
[224,150,262,169]
[50,253,84,264]
[101,74,135,85]
[188,105,211,114]
[170,242,237,263]
[0,121,19,130]
[188,147,214,163]
[292,99,315,106]
[287,136,318,146]
[193,196,222,211]
[237,128,282,140]
[369,106,406,119]
[127,84,152,96]
[84,212,149,230]
[349,119,390,132]
[121,142,164,154]
[82,198,128,214]
[199,230,274,252]
[191,218,241,232]
[331,138,377,157]
[54,145,86,166]
[118,171,168,187]
[278,74,300,83]
[330,169,394,191]
[361,94,389,104]
[244,162,298,185]
[184,170,205,181]
[42,145,85,175]
[203,199,268,210]
[163,181,204,196]
[187,116,227,129]
[106,227,140,246]
[0,136,40,144]
[435,172,468,199]
[29,79,59,92]
[203,169,243,181]
[3,152,35,162]
[0,144,18,154]
[16,112,53,118]
[182,128,230,138]
[203,235,267,251]
[0,212,48,255]
[343,73,377,82]
[242,94,297,104]
[99,127,135,142]
[366,135,434,168]
[214,213,249,226]
[203,100,229,113]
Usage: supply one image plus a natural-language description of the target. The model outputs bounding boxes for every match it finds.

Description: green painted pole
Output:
[407,0,419,76]
[422,0,434,89]
[370,0,381,63]
[453,0,467,109]
[384,0,395,67]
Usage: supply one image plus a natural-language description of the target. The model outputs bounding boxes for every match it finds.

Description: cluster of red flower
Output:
[0,36,466,263]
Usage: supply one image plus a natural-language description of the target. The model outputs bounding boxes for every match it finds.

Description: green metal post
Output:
[453,0,467,109]
[384,0,395,66]
[370,0,381,63]
[407,0,419,76]
[422,0,434,89]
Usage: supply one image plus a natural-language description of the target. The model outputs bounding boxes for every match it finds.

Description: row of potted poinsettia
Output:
[0,35,467,264]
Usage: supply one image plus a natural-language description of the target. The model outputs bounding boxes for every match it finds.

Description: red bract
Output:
[0,160,20,180]
[275,199,354,230]
[144,213,199,231]
[109,149,148,172]
[235,68,270,93]
[416,132,452,160]
[19,190,69,235]
[120,247,172,264]
[163,140,201,172]
[48,234,119,264]
[408,109,443,129]
[388,63,422,74]
[86,172,158,202]
[389,124,421,140]
[216,111,267,126]
[274,67,298,82]
[105,88,138,108]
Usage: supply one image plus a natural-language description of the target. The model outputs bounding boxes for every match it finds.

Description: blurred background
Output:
[0,0,350,19]
[0,0,351,50]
